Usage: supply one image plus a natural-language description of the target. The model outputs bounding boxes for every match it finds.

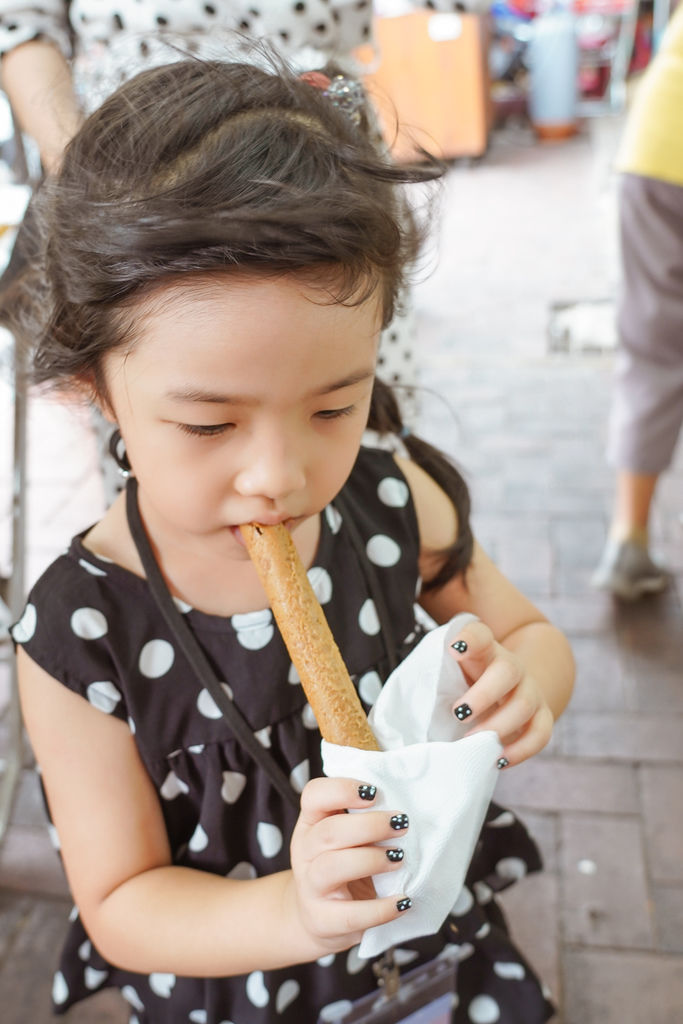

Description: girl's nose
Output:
[233,434,306,502]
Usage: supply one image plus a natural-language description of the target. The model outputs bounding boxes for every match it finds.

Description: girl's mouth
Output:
[231,518,303,546]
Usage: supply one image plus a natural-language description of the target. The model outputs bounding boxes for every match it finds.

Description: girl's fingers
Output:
[448,620,498,685]
[452,656,522,723]
[307,843,405,898]
[308,808,409,860]
[499,705,554,767]
[464,681,536,742]
[298,776,380,828]
[320,891,413,939]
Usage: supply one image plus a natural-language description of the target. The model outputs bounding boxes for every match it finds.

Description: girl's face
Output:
[102,274,381,559]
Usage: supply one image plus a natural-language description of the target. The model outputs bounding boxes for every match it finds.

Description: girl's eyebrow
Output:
[165,370,375,405]
[312,368,375,397]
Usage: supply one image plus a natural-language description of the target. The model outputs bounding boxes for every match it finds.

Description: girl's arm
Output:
[17,648,407,975]
[1,40,81,172]
[397,456,575,763]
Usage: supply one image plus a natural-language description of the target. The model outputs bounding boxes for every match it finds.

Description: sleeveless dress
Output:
[11,447,554,1024]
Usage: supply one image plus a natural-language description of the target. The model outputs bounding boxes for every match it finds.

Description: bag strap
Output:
[126,478,299,809]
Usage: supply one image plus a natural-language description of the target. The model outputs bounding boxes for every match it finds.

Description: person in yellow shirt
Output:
[592,3,683,599]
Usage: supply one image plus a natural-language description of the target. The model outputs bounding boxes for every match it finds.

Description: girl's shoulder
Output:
[10,531,148,723]
[342,443,419,542]
[350,441,458,552]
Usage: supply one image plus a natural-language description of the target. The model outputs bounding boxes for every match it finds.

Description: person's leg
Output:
[611,469,658,546]
[593,174,683,598]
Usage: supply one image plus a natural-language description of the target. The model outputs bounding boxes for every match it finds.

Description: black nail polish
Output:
[454,703,472,721]
[396,897,412,912]
[390,813,409,830]
[358,784,377,801]
[386,848,404,862]
[497,757,510,770]
[451,640,468,653]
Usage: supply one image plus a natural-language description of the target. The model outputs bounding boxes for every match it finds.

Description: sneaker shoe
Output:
[591,538,669,600]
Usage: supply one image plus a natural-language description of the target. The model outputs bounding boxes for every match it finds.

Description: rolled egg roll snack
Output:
[240,523,380,751]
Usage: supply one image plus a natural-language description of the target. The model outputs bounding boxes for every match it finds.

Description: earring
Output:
[108,428,132,478]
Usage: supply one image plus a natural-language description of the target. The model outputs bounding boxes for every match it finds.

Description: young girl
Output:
[10,57,574,1024]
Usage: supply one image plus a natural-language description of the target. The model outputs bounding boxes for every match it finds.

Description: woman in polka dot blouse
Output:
[10,57,573,1024]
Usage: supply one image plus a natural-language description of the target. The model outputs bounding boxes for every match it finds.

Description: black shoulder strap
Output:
[126,478,299,809]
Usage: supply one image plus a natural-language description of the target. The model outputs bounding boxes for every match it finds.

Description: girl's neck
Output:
[82,490,322,617]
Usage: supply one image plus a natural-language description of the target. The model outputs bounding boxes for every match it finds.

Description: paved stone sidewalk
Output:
[1,120,681,1023]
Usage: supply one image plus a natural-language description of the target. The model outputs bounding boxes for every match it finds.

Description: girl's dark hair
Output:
[6,54,472,585]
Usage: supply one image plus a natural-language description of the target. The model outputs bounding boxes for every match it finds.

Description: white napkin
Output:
[321,613,502,959]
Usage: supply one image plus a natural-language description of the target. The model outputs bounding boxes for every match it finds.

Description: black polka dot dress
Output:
[12,448,554,1024]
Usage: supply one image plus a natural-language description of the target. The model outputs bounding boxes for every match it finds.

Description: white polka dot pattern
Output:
[221,770,247,804]
[377,477,410,508]
[11,602,36,642]
[149,973,175,998]
[86,681,122,714]
[325,504,343,534]
[84,966,108,989]
[319,1000,353,1022]
[493,961,525,980]
[70,607,108,639]
[246,970,270,1008]
[231,610,274,650]
[78,558,107,577]
[160,771,189,800]
[276,979,300,1013]
[188,824,209,853]
[307,565,333,603]
[495,857,527,880]
[366,534,401,567]
[358,598,380,636]
[345,946,368,975]
[227,861,257,880]
[52,971,69,1005]
[138,638,175,678]
[289,759,310,793]
[256,821,283,858]
[358,670,382,706]
[197,683,233,719]
[468,994,501,1022]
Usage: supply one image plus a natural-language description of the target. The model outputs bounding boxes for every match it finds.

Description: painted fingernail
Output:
[390,813,409,830]
[454,703,472,721]
[358,784,377,801]
[386,848,404,862]
[497,757,510,770]
[396,897,412,912]
[451,640,468,653]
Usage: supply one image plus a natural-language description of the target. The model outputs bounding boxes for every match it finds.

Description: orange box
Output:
[358,12,491,161]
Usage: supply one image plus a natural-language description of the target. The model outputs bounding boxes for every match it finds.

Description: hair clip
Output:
[299,71,365,127]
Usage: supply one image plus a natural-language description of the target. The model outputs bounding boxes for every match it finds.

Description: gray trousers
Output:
[607,173,683,475]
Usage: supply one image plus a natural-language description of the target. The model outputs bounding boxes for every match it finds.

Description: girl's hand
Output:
[450,620,554,767]
[289,777,411,954]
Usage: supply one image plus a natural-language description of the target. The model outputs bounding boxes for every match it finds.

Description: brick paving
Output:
[1,117,682,1022]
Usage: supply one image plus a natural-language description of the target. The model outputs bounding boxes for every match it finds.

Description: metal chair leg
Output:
[0,330,28,845]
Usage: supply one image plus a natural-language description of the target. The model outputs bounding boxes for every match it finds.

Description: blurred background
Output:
[0,2,681,1021]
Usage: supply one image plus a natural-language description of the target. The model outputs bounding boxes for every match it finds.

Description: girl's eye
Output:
[177,422,233,438]
[315,405,355,421]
